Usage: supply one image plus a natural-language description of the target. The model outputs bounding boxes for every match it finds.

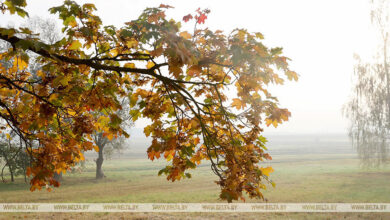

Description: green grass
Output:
[0,155,389,203]
[1,154,390,219]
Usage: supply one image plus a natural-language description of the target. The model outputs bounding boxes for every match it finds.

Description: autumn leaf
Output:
[180,31,192,40]
[196,13,207,24]
[93,145,99,152]
[150,47,163,57]
[146,61,155,69]
[13,56,28,70]
[83,141,94,150]
[286,70,299,81]
[68,40,82,50]
[109,48,118,57]
[260,166,274,177]
[187,65,202,76]
[124,63,135,68]
[159,4,173,9]
[231,98,245,110]
[265,118,278,128]
[183,14,193,22]
[68,18,77,27]
[188,118,199,130]
[126,39,138,48]
[168,65,182,78]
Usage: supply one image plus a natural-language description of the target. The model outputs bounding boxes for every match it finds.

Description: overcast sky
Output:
[0,0,379,134]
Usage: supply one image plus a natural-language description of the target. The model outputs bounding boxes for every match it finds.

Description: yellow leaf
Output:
[179,31,192,40]
[197,37,206,44]
[274,75,284,84]
[260,166,274,177]
[286,70,299,81]
[252,92,261,100]
[49,93,58,102]
[68,109,77,116]
[68,40,82,50]
[265,118,278,128]
[59,75,71,86]
[37,70,45,79]
[144,125,153,137]
[146,61,155,69]
[6,133,10,140]
[124,63,135,68]
[109,48,118,57]
[79,153,85,161]
[13,57,27,70]
[188,119,199,130]
[255,32,264,39]
[126,39,138,48]
[166,154,173,161]
[237,30,246,42]
[69,19,77,28]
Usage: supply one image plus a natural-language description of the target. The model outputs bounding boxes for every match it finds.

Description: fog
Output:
[0,0,379,135]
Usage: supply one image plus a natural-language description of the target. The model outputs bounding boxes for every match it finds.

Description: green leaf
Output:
[129,109,141,121]
[109,114,122,128]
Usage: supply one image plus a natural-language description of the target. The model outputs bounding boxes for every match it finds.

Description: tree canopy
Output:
[0,0,297,202]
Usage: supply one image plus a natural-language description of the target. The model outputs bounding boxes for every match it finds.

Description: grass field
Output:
[1,155,390,203]
[1,151,390,219]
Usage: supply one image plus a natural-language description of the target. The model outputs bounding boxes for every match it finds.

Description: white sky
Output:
[0,0,379,134]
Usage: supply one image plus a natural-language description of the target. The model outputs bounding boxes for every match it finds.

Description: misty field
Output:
[1,156,390,203]
[1,135,390,219]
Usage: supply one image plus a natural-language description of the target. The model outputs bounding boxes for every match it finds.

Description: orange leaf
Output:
[179,31,192,40]
[231,98,244,110]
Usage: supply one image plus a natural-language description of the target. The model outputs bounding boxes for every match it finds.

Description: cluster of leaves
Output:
[182,8,210,24]
[0,0,297,202]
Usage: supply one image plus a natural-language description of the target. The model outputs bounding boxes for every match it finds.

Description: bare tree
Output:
[344,0,390,167]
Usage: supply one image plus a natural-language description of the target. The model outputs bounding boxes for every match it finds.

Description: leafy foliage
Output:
[0,1,297,202]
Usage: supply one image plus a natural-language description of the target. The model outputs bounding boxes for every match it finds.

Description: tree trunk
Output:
[53,172,62,182]
[8,164,14,182]
[22,165,27,183]
[96,145,105,179]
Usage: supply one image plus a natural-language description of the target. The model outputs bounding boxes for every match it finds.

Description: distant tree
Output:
[0,132,30,183]
[0,1,297,202]
[344,0,390,167]
[93,97,132,179]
